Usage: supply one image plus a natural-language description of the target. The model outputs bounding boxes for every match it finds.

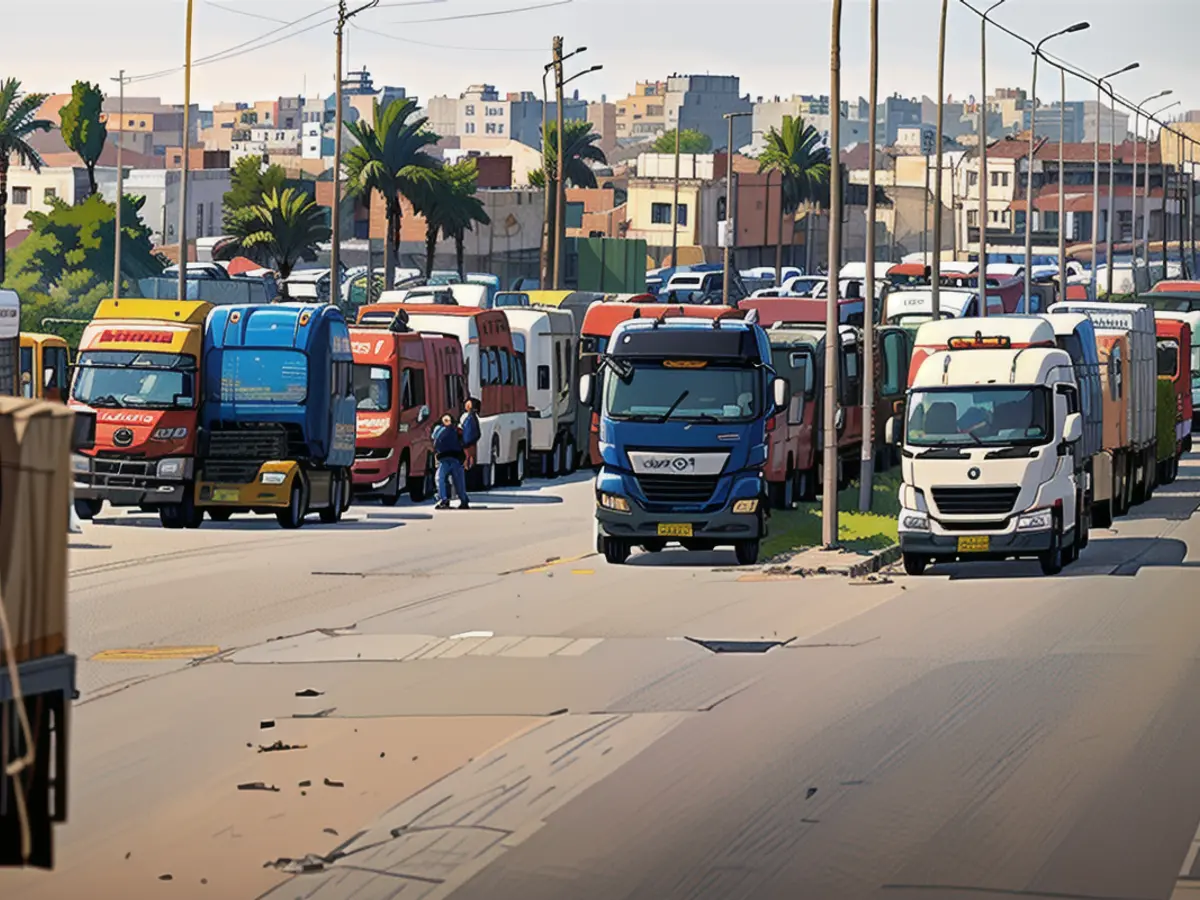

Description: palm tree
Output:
[411,169,452,278]
[439,160,491,278]
[343,98,440,289]
[531,120,607,286]
[223,187,330,282]
[758,115,832,282]
[0,78,51,283]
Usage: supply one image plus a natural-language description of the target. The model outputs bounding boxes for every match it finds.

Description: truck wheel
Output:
[74,498,103,520]
[1092,498,1112,529]
[160,492,202,530]
[409,456,434,503]
[1038,519,1064,576]
[319,474,344,524]
[384,458,408,506]
[602,537,631,565]
[564,436,578,473]
[782,469,797,509]
[796,468,816,502]
[509,443,527,486]
[902,553,929,576]
[734,541,760,566]
[277,480,307,529]
[768,480,786,509]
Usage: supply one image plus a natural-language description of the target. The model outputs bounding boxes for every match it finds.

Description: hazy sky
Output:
[7,0,1198,118]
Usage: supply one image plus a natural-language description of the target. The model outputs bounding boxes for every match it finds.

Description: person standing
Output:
[460,397,482,472]
[432,413,469,510]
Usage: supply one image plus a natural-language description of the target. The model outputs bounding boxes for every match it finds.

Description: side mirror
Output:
[578,373,594,406]
[1062,411,1083,444]
[772,377,788,413]
[885,415,902,446]
[834,406,846,431]
[416,405,431,425]
[44,368,56,388]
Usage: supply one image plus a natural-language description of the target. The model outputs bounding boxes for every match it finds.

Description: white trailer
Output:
[0,290,19,397]
[502,307,579,476]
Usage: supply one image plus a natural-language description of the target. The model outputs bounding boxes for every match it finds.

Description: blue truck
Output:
[194,303,356,528]
[581,314,788,565]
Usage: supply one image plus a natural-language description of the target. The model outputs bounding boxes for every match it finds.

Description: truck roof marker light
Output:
[664,360,708,369]
[299,312,312,326]
[948,334,1012,350]
[230,311,241,323]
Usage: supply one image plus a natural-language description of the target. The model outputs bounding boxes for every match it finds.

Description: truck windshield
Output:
[1158,339,1179,377]
[217,349,308,404]
[907,387,1051,447]
[72,350,197,409]
[353,363,392,411]
[604,364,761,423]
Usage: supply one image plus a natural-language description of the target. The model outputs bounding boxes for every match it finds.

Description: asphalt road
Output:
[8,458,1200,900]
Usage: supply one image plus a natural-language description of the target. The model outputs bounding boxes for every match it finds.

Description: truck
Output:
[19,334,70,402]
[1154,315,1192,484]
[890,330,1086,576]
[1155,310,1200,429]
[360,304,529,489]
[1049,301,1158,511]
[0,290,20,397]
[195,303,356,528]
[68,299,213,526]
[502,306,580,477]
[582,314,788,566]
[349,307,466,505]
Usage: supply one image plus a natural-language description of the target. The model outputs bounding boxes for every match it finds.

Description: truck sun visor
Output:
[948,334,1012,350]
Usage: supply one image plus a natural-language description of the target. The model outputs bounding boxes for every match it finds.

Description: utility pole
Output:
[670,115,682,269]
[552,37,566,289]
[823,0,843,548]
[1057,67,1067,297]
[721,112,751,305]
[540,62,553,287]
[859,0,879,514]
[979,0,1008,309]
[111,70,127,299]
[931,0,948,320]
[177,0,194,303]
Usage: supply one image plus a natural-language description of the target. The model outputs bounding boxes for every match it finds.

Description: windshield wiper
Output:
[87,394,124,408]
[658,390,690,423]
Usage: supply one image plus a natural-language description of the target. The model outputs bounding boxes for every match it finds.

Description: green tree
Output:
[343,97,440,289]
[60,80,108,197]
[439,160,491,278]
[411,169,453,278]
[0,78,52,283]
[650,128,712,155]
[758,115,831,280]
[4,193,164,333]
[529,120,607,285]
[222,187,330,281]
[222,156,287,229]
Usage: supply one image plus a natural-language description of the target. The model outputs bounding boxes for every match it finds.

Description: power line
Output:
[203,0,293,24]
[352,21,542,51]
[388,0,573,25]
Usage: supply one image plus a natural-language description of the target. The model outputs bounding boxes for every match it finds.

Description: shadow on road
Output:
[626,548,744,568]
[68,542,112,550]
[935,536,1198,580]
[470,492,564,506]
[95,516,405,532]
[362,511,435,521]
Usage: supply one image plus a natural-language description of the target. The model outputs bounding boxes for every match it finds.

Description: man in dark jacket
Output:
[432,413,469,509]
[460,398,482,470]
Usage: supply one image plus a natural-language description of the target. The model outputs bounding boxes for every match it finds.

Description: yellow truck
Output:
[19,334,70,402]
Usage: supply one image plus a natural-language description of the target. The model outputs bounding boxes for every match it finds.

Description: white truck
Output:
[890,328,1086,576]
[502,306,579,476]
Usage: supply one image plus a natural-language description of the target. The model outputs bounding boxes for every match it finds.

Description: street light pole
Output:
[1090,63,1137,298]
[111,70,126,299]
[1057,66,1067,296]
[721,112,751,306]
[931,0,948,320]
[1024,22,1089,311]
[540,62,553,287]
[823,0,843,548]
[978,0,1008,303]
[670,114,682,269]
[1132,91,1171,282]
[859,0,880,514]
[177,0,194,303]
[551,57,601,291]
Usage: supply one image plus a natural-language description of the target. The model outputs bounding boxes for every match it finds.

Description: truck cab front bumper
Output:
[196,461,300,509]
[72,453,188,507]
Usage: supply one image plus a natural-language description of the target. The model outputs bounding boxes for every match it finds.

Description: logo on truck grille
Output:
[112,428,134,447]
[968,467,981,480]
[628,451,728,476]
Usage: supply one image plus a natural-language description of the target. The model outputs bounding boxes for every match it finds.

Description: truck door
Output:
[837,333,864,449]
[398,348,430,462]
[877,327,911,445]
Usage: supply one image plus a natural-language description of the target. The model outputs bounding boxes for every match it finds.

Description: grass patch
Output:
[762,469,901,559]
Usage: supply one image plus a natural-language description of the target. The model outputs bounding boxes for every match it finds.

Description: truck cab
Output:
[583,315,788,566]
[69,299,212,524]
[885,288,1005,329]
[349,308,465,505]
[0,289,20,397]
[1155,316,1192,478]
[892,331,1085,576]
[19,333,70,401]
[1155,310,1200,429]
[196,303,357,528]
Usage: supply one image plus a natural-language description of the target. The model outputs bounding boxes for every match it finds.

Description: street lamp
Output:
[721,111,752,305]
[177,0,195,302]
[1148,100,1181,278]
[110,70,129,299]
[931,0,949,320]
[1132,90,1171,280]
[1023,21,1089,310]
[540,61,554,288]
[552,59,602,290]
[977,0,1008,303]
[824,0,844,547]
[1095,62,1139,296]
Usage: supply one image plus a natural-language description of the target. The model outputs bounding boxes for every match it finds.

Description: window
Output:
[10,187,28,205]
[1042,211,1059,231]
[354,364,392,411]
[1157,338,1179,377]
[565,201,584,229]
[1108,343,1123,401]
[44,187,56,201]
[651,202,672,224]
[967,209,978,227]
[332,360,354,399]
[992,172,1000,187]
[968,171,979,187]
[498,348,511,385]
[676,204,688,226]
[484,347,500,385]
[537,364,551,391]
[464,105,475,116]
[400,367,427,409]
[445,374,465,412]
[498,124,504,134]
[465,122,476,134]
[514,353,526,387]
[1002,172,1010,187]
[19,347,33,398]
[880,331,907,397]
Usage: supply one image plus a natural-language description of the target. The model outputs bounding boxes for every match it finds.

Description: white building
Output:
[98,169,231,245]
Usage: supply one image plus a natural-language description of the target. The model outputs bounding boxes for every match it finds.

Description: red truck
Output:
[1155,316,1193,484]
[350,309,466,504]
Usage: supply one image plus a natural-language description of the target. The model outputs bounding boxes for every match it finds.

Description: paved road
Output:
[8,459,1200,900]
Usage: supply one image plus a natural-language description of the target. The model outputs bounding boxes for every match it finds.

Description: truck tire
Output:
[409,456,434,503]
[796,468,816,502]
[902,553,929,576]
[319,474,344,524]
[507,442,527,486]
[74,498,103,520]
[383,457,408,506]
[1038,518,1064,576]
[160,491,202,530]
[277,480,308,529]
[768,479,786,509]
[564,435,578,473]
[1092,499,1113,529]
[602,537,631,565]
[734,541,760,566]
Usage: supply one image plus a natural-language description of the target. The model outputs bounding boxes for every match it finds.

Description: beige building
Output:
[588,101,618,158]
[615,81,667,141]
[625,151,721,257]
[3,167,94,237]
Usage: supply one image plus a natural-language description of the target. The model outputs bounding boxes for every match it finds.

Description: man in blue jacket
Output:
[433,413,469,510]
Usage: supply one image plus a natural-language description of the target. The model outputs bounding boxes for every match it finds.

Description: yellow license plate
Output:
[957,535,990,553]
[658,523,693,538]
[212,489,240,503]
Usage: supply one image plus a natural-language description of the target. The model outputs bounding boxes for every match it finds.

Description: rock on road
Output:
[8,460,1200,900]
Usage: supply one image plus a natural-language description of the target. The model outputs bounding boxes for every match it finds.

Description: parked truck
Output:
[349,307,466,505]
[582,314,788,566]
[195,303,356,528]
[69,299,213,527]
[890,329,1086,576]
[1049,301,1158,511]
[1155,309,1200,430]
[19,334,70,402]
[1155,315,1192,483]
[503,306,580,476]
[0,291,18,398]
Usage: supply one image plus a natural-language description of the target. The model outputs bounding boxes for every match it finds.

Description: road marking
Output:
[92,646,219,662]
[571,569,595,575]
[1170,818,1200,897]
[523,553,595,574]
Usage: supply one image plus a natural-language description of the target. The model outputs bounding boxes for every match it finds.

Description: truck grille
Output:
[89,457,156,482]
[201,461,262,485]
[636,475,720,505]
[206,425,289,460]
[931,486,1021,516]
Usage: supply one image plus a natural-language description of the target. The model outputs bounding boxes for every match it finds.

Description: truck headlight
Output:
[1016,509,1053,531]
[900,511,930,531]
[260,472,287,486]
[71,454,90,475]
[156,457,187,478]
[598,492,630,512]
[732,499,759,514]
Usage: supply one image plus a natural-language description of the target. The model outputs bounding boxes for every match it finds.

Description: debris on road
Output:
[295,688,323,697]
[806,787,818,799]
[323,777,344,788]
[159,874,173,881]
[298,780,312,787]
[264,854,331,874]
[260,720,275,730]
[237,782,280,792]
[323,828,338,836]
[849,573,893,586]
[258,740,308,753]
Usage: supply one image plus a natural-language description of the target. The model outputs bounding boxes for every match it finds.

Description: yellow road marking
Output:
[523,553,595,574]
[571,569,595,576]
[92,646,219,662]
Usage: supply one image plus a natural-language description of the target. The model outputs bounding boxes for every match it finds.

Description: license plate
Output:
[212,489,240,503]
[957,535,990,553]
[658,523,693,538]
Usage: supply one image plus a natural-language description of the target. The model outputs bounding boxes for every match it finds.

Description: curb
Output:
[742,543,901,581]
[843,544,901,578]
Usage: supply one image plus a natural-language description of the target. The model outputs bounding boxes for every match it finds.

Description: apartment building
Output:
[664,75,752,151]
[615,81,668,141]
